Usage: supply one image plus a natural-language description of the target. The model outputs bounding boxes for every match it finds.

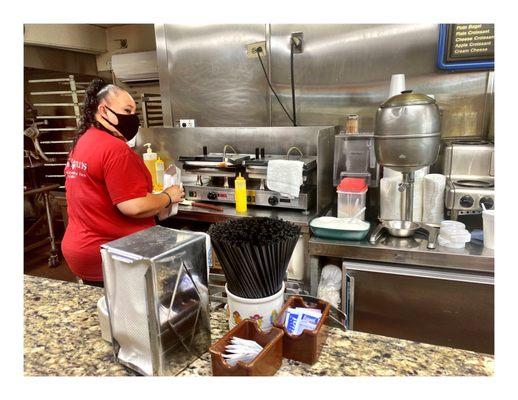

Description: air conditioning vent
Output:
[111,51,159,84]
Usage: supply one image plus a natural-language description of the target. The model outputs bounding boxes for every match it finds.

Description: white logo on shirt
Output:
[65,158,88,178]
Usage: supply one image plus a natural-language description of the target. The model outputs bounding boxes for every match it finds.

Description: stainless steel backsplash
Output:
[155,24,493,139]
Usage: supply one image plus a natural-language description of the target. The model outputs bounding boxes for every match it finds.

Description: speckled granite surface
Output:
[24,275,493,376]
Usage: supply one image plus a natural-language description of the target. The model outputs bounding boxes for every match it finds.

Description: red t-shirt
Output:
[61,127,155,281]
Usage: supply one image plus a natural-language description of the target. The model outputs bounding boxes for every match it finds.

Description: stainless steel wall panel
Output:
[268,24,490,137]
[155,24,268,127]
[155,24,492,139]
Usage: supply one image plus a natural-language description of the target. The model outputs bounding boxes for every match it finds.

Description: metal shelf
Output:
[28,75,82,189]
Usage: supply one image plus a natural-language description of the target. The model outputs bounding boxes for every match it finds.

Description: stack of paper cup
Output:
[482,210,495,249]
[380,177,401,220]
[422,174,446,225]
[412,176,424,222]
[388,74,406,98]
[379,174,424,222]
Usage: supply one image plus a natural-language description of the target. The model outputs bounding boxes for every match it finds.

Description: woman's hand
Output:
[164,185,185,204]
[117,185,184,218]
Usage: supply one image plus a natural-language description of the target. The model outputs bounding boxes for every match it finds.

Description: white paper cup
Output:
[226,282,285,332]
[482,210,495,249]
[389,74,406,98]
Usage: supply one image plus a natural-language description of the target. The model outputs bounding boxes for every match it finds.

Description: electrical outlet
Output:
[291,32,304,53]
[247,41,267,59]
[176,119,196,128]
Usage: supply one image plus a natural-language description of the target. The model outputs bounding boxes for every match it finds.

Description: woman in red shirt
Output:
[61,78,183,284]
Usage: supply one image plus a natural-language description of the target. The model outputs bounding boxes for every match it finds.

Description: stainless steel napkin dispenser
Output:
[100,225,211,376]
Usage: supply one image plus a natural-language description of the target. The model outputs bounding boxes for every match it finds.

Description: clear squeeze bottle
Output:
[143,143,158,191]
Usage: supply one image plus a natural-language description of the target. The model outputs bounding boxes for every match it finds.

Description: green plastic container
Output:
[310,218,370,241]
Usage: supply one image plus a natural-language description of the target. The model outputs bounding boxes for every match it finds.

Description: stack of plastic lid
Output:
[438,221,471,249]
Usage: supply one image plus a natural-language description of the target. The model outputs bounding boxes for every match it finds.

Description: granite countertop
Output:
[24,275,494,376]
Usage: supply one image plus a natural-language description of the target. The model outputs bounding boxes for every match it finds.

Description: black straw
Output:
[209,217,300,298]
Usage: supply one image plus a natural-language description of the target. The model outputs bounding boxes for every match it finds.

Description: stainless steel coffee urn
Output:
[371,90,441,247]
[374,90,441,221]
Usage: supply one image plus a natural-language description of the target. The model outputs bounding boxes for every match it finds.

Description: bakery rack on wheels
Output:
[24,184,61,267]
[27,75,85,189]
[24,75,86,267]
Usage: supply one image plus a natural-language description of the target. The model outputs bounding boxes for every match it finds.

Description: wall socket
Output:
[291,32,304,53]
[176,119,196,128]
[247,41,267,59]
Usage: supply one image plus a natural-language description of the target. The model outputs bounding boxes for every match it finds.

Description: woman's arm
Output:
[117,185,184,218]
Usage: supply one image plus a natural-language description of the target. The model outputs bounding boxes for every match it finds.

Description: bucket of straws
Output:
[208,217,300,332]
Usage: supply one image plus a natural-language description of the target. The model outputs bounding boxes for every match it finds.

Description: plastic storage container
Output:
[337,177,367,219]
[209,319,283,376]
[438,223,471,249]
[274,296,330,365]
[310,217,370,241]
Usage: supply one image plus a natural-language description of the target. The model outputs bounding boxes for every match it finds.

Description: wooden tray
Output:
[209,319,284,376]
[273,296,330,365]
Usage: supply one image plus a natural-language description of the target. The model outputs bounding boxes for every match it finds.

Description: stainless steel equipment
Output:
[179,146,317,211]
[101,226,211,376]
[136,126,336,214]
[374,91,441,174]
[342,260,494,354]
[333,132,380,187]
[443,141,495,219]
[369,220,439,249]
[371,90,441,246]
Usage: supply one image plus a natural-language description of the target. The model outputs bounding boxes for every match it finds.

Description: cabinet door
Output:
[345,263,494,354]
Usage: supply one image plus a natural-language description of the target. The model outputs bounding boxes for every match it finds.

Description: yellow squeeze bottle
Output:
[143,143,158,191]
[234,173,247,213]
[155,157,164,191]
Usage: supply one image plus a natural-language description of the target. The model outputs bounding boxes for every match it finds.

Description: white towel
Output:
[266,160,304,198]
[158,165,182,221]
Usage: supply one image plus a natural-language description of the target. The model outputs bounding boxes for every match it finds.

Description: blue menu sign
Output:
[437,24,494,70]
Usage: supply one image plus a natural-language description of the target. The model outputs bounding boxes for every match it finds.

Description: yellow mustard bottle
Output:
[234,173,247,213]
[143,143,158,191]
[155,156,164,192]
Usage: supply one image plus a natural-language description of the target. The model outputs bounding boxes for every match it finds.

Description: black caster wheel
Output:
[48,254,59,268]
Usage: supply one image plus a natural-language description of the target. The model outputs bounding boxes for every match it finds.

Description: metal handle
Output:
[348,275,355,330]
[369,223,384,244]
[286,146,303,160]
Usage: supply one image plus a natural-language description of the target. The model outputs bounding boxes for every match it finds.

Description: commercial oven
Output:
[342,260,494,354]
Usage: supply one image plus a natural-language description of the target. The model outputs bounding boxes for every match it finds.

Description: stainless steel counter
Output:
[176,203,315,233]
[308,234,494,274]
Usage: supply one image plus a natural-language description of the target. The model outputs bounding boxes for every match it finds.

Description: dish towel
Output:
[266,160,304,198]
[158,165,182,221]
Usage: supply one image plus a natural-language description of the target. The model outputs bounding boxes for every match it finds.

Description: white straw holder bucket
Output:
[225,282,285,332]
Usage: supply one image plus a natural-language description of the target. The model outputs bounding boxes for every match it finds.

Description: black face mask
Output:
[102,106,140,141]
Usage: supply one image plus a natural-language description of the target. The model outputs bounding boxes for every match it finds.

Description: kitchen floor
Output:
[24,246,76,283]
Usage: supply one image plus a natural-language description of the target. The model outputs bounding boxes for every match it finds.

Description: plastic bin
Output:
[274,296,330,365]
[209,319,284,376]
[337,177,367,220]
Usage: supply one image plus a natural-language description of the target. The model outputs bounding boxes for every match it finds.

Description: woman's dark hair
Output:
[70,78,116,153]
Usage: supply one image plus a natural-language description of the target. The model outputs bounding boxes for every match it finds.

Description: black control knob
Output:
[459,195,474,208]
[207,192,217,200]
[479,197,494,210]
[268,196,279,206]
